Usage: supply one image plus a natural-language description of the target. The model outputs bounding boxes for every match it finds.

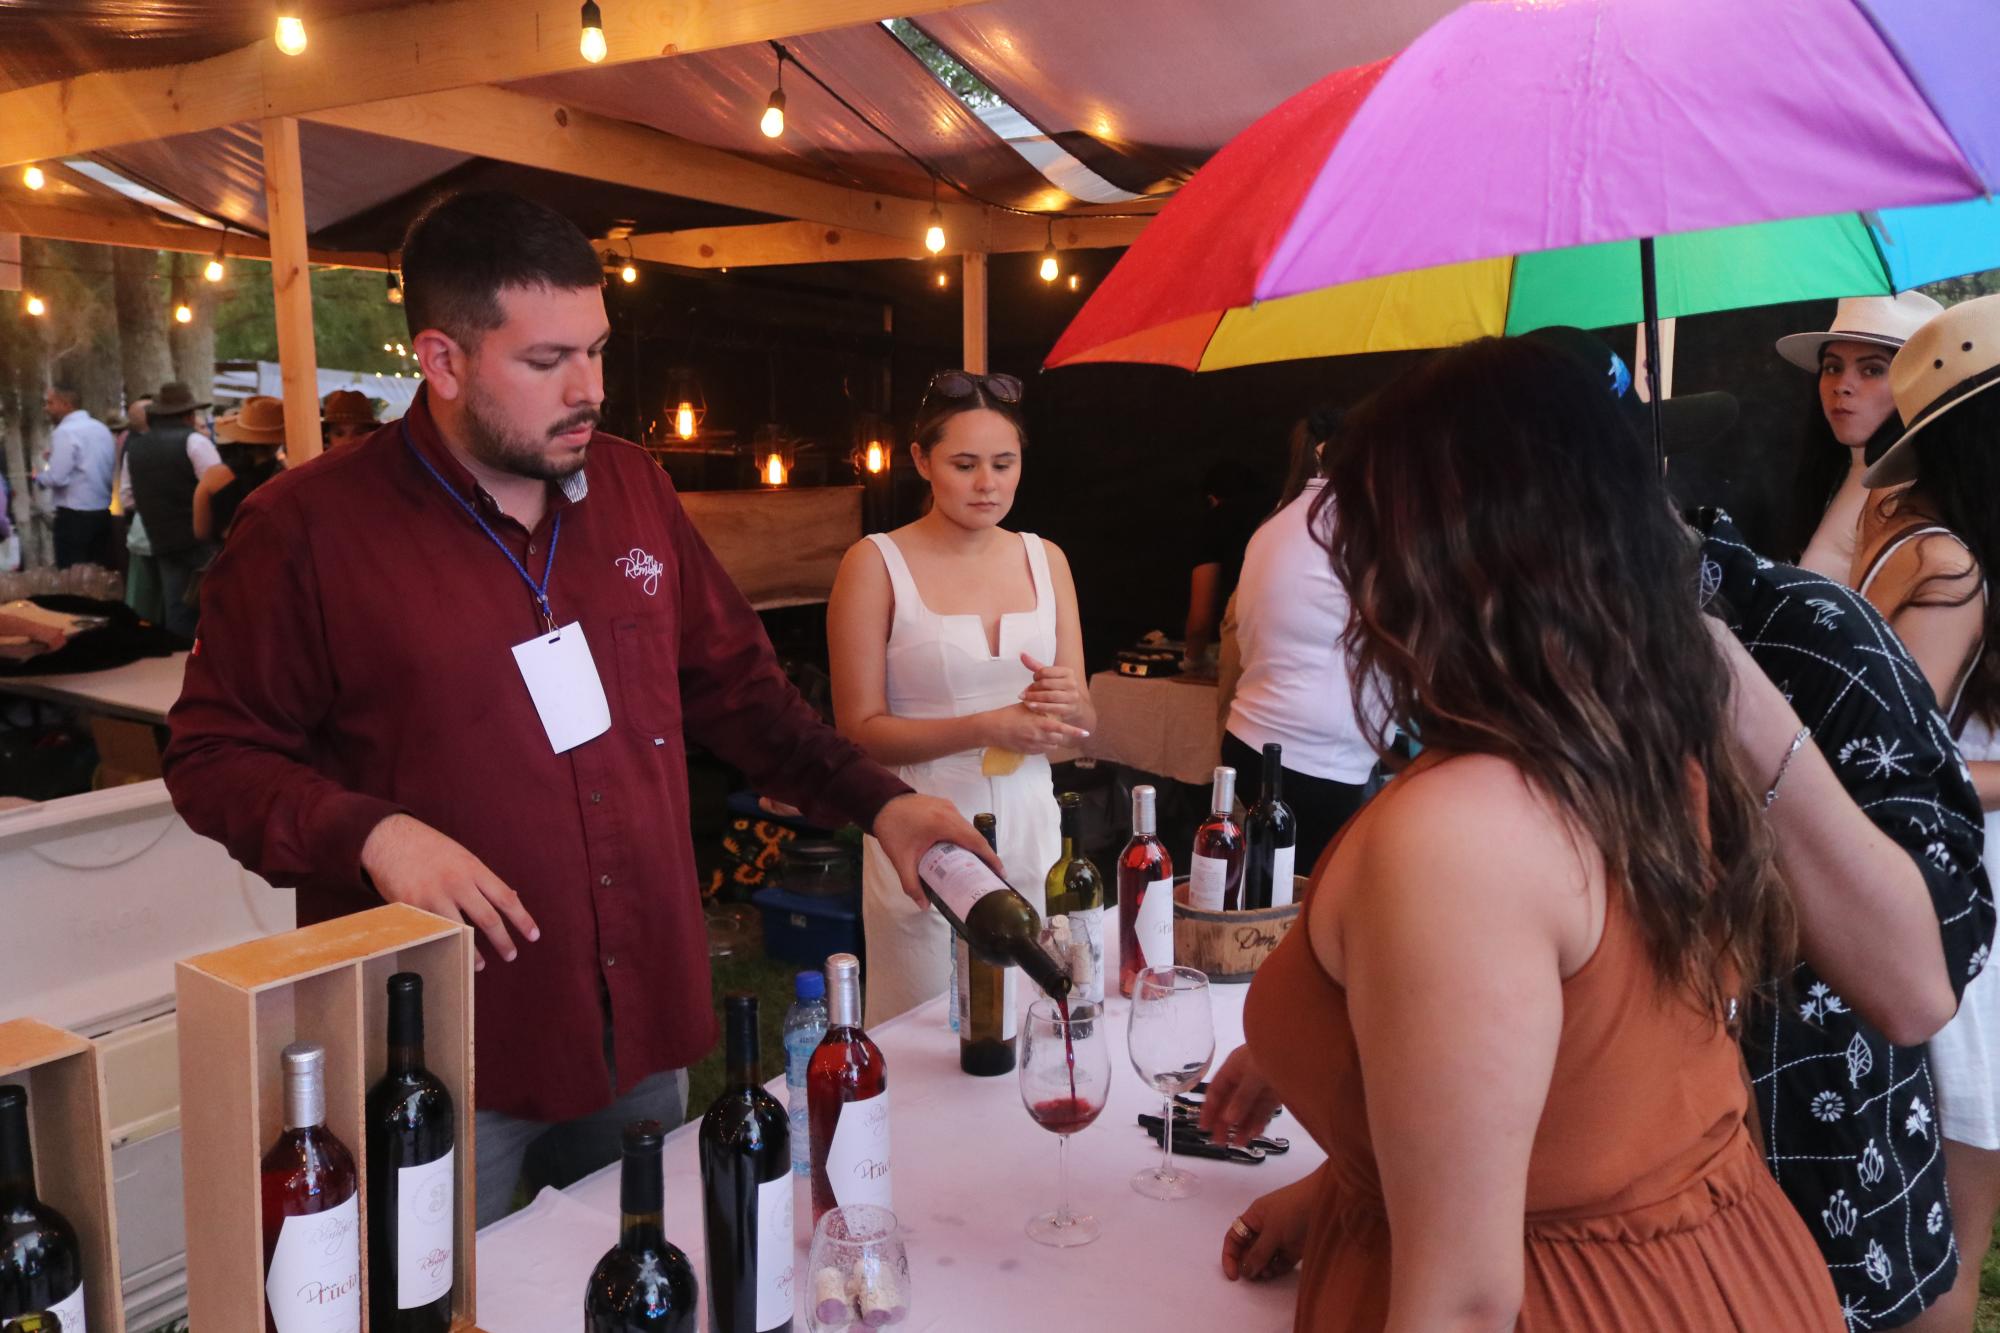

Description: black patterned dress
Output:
[1699,510,1996,1330]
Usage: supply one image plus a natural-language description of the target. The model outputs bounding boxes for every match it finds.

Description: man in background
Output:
[36,384,116,568]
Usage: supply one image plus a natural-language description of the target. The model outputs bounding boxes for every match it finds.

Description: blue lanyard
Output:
[403,424,562,630]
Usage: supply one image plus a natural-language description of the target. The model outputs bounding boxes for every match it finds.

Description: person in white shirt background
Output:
[35,383,117,569]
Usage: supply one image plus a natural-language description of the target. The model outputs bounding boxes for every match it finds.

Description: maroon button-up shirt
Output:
[164,390,908,1120]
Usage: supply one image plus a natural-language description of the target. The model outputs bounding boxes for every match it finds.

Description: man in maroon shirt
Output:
[164,191,994,1221]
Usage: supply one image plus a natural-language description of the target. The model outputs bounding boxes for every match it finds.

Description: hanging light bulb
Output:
[923,176,946,253]
[383,342,393,352]
[1039,218,1060,283]
[620,262,638,284]
[174,302,194,325]
[386,269,404,304]
[275,14,308,55]
[578,1,607,63]
[22,165,45,191]
[395,342,406,356]
[1067,273,1080,291]
[864,440,886,475]
[24,294,46,317]
[934,268,949,289]
[761,47,787,138]
[675,401,697,441]
[205,256,226,283]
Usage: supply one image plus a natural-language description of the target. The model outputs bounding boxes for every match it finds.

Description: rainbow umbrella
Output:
[1046,0,2000,444]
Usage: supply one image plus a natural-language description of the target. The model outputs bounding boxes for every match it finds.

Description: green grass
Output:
[1979,1217,2000,1331]
[684,909,805,1119]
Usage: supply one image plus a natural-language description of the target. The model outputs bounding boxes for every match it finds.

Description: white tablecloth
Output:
[0,651,189,726]
[1076,670,1223,786]
[476,936,1319,1332]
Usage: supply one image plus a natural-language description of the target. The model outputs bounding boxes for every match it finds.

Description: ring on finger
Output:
[1228,1217,1256,1244]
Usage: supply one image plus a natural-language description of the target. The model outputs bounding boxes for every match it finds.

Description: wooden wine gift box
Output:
[176,903,478,1333]
[0,1019,125,1333]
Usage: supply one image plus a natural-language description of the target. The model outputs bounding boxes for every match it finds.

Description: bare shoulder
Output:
[833,535,890,588]
[1349,755,1594,922]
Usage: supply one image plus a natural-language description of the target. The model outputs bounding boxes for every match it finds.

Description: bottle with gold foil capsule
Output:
[958,814,1018,1076]
[1043,793,1105,1004]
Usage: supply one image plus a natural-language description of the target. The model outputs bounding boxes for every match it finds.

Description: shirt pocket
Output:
[611,613,681,735]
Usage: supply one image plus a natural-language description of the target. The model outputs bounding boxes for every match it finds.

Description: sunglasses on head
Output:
[923,370,1023,412]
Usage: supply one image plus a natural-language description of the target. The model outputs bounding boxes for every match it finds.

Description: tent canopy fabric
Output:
[0,1,1486,257]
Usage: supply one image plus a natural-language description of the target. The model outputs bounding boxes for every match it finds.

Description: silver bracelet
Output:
[1763,726,1813,809]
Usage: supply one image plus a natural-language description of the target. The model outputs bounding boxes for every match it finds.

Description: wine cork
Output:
[812,1265,853,1326]
[854,1257,907,1326]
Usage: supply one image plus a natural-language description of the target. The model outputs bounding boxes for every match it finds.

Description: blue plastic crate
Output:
[752,885,863,970]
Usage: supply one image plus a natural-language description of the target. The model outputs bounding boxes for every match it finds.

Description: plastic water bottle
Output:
[782,969,828,1177]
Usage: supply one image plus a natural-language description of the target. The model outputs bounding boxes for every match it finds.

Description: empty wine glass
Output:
[807,1204,910,1330]
[1127,965,1214,1200]
[1018,998,1110,1247]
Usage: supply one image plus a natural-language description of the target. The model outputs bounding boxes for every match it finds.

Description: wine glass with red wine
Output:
[1018,998,1110,1247]
[1127,966,1214,1200]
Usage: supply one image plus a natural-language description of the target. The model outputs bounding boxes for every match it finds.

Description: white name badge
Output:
[510,622,611,753]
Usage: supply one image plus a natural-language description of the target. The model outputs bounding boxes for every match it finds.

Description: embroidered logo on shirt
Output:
[616,548,663,596]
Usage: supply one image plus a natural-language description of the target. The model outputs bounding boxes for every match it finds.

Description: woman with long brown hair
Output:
[1234,337,1840,1330]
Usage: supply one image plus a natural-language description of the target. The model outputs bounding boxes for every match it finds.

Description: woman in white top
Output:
[1223,410,1376,873]
[1852,294,2000,1332]
[1778,291,1941,581]
[827,372,1094,1023]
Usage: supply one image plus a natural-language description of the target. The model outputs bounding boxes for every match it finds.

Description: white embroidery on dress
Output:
[1823,1189,1859,1237]
[1863,1239,1893,1288]
[1801,981,1849,1025]
[1926,1201,1945,1235]
[1857,1139,1885,1189]
[1905,1097,1933,1139]
[1837,736,1912,781]
[1811,1091,1846,1122]
[615,547,664,596]
[1807,597,1845,628]
[1845,1032,1874,1087]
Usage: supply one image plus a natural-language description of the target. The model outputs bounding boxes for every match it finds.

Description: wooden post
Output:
[961,251,988,374]
[262,117,321,463]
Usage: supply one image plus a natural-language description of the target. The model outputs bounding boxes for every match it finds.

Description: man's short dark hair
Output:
[400,190,604,347]
[49,383,82,407]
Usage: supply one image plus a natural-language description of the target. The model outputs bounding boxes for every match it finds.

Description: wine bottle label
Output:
[920,842,1004,923]
[1189,854,1229,911]
[826,1092,893,1211]
[1270,846,1297,908]
[756,1172,796,1330]
[396,1148,455,1309]
[1138,877,1175,970]
[1073,907,1105,1004]
[265,1191,360,1333]
[47,1282,86,1333]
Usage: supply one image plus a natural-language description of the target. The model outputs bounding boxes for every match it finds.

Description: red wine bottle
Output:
[585,1121,697,1332]
[959,813,1017,1078]
[918,843,1072,1000]
[0,1085,85,1332]
[261,1043,361,1333]
[807,954,891,1225]
[1118,785,1175,997]
[1241,743,1298,911]
[1043,792,1106,1004]
[1189,766,1244,911]
[699,994,794,1333]
[366,973,455,1332]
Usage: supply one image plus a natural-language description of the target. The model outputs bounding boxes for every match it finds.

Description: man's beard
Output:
[462,380,598,482]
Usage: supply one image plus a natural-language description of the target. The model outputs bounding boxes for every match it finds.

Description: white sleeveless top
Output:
[1860,523,2000,1148]
[856,530,1064,1021]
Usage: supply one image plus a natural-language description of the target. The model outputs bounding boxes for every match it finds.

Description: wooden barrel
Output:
[1170,876,1306,984]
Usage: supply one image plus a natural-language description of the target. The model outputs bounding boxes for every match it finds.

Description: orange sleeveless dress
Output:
[1244,825,1844,1329]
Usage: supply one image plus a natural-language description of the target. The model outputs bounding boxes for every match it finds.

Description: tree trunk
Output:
[8,239,56,567]
[168,251,218,401]
[113,246,173,404]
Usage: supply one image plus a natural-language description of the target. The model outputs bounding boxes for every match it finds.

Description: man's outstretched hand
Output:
[871,793,1006,907]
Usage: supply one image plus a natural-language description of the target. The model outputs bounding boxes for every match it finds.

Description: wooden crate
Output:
[0,1018,124,1333]
[176,904,477,1333]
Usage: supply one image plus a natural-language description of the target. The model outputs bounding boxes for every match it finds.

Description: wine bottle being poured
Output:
[918,841,1072,1000]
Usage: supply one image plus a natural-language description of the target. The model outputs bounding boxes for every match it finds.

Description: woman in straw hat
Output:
[193,395,288,543]
[1775,291,1942,581]
[1854,292,2000,1331]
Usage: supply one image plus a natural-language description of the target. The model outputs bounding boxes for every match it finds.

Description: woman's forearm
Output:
[843,710,996,768]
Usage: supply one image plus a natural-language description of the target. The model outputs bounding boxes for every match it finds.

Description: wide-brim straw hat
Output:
[1864,293,2000,488]
[215,395,286,446]
[322,389,378,426]
[1776,291,1944,370]
[150,380,210,417]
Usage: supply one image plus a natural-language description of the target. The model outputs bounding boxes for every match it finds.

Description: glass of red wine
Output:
[1019,998,1110,1247]
[1127,965,1214,1200]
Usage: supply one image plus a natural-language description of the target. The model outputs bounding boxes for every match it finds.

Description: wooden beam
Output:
[0,196,389,270]
[961,252,988,374]
[0,0,979,167]
[629,214,1153,269]
[263,119,323,464]
[306,86,980,244]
